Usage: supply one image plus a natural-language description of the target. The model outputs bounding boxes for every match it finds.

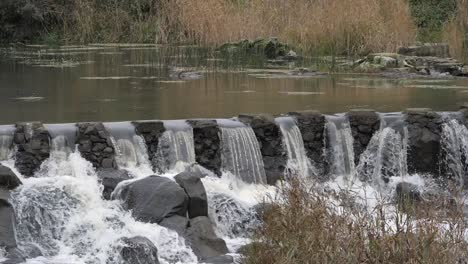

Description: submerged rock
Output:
[174,170,208,218]
[114,175,188,223]
[117,236,160,264]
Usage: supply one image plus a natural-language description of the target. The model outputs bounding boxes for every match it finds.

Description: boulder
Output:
[189,120,221,176]
[159,215,189,235]
[114,176,188,223]
[13,122,50,177]
[174,171,208,218]
[185,216,229,260]
[0,166,21,190]
[117,236,160,264]
[97,169,132,200]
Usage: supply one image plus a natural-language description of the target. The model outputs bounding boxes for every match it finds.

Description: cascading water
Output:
[103,122,152,175]
[356,113,408,187]
[275,116,316,178]
[0,125,15,161]
[325,115,355,181]
[218,119,266,185]
[9,132,198,264]
[440,115,468,189]
[155,120,196,173]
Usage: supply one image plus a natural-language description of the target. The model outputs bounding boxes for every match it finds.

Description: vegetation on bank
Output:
[0,0,467,60]
[244,178,468,264]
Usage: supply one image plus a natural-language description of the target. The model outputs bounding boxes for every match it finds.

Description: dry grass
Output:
[175,0,417,55]
[244,178,468,264]
[52,0,417,56]
[444,0,468,62]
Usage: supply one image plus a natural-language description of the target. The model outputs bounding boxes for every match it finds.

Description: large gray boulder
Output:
[114,176,188,223]
[97,169,132,200]
[159,215,189,236]
[117,236,160,264]
[0,165,21,190]
[174,170,208,218]
[185,216,229,261]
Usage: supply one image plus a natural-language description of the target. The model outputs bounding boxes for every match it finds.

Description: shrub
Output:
[245,178,468,264]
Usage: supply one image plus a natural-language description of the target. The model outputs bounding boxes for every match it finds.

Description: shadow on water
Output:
[0,44,468,124]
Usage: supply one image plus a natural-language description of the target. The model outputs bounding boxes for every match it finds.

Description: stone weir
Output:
[2,109,468,186]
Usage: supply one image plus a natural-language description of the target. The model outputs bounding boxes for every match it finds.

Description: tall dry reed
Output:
[175,0,417,55]
[444,0,468,62]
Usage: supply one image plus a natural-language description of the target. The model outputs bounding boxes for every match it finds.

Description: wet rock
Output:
[174,170,208,218]
[202,255,234,264]
[114,176,188,224]
[159,215,189,235]
[0,165,21,189]
[405,109,442,177]
[77,123,116,169]
[238,114,286,185]
[97,169,132,200]
[0,190,25,264]
[397,43,450,58]
[289,111,326,176]
[133,121,165,171]
[185,216,229,261]
[13,122,50,177]
[347,110,380,165]
[189,120,221,176]
[117,236,160,264]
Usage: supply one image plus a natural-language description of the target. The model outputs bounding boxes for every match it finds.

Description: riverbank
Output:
[1,0,466,62]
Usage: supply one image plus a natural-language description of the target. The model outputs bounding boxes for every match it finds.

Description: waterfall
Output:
[8,133,197,263]
[155,120,196,173]
[218,119,266,185]
[325,115,355,181]
[356,113,408,186]
[103,122,152,176]
[440,117,468,189]
[0,125,15,161]
[275,117,316,178]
